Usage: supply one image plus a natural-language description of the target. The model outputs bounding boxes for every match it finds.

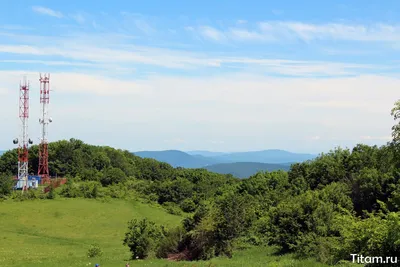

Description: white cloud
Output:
[194,21,400,43]
[258,22,375,41]
[0,42,386,77]
[199,26,226,41]
[229,28,269,41]
[0,71,152,96]
[0,43,222,69]
[134,20,155,35]
[0,59,96,67]
[32,6,63,18]
[120,12,156,35]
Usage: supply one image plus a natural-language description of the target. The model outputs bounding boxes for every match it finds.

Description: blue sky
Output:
[0,0,399,153]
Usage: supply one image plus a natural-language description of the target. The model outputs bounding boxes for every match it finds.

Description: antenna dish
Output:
[49,117,53,123]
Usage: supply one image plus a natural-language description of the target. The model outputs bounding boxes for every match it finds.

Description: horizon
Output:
[0,0,398,153]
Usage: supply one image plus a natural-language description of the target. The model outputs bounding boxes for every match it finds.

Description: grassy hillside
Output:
[204,162,291,178]
[0,198,181,267]
[0,198,353,267]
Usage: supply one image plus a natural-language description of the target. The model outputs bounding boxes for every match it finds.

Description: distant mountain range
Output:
[133,149,316,178]
[133,150,219,169]
[186,150,227,157]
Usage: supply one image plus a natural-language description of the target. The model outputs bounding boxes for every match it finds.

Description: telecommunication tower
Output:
[38,73,52,184]
[13,76,33,193]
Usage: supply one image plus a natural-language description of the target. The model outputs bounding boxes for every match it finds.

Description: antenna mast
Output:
[38,73,51,184]
[13,76,33,193]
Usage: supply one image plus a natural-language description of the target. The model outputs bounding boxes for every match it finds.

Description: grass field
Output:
[0,198,355,267]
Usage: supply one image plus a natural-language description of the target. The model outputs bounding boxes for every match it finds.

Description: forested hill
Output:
[204,162,291,178]
[2,133,400,264]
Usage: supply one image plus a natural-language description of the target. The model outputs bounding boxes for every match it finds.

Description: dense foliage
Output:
[2,100,400,265]
[123,218,165,259]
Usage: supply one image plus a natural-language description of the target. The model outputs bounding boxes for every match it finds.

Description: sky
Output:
[0,0,399,154]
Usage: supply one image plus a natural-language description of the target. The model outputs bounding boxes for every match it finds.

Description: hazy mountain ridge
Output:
[186,150,227,157]
[210,149,316,164]
[133,150,218,168]
[133,149,316,177]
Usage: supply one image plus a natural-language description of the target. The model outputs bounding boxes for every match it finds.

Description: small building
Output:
[14,175,41,190]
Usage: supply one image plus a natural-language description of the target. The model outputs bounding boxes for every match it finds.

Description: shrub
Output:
[59,179,81,198]
[162,202,182,215]
[47,185,56,199]
[100,167,127,186]
[79,181,102,199]
[156,226,186,258]
[0,174,13,197]
[180,199,196,213]
[104,183,126,199]
[123,218,164,259]
[87,244,103,258]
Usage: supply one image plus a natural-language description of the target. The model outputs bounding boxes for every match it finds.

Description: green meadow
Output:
[0,198,355,267]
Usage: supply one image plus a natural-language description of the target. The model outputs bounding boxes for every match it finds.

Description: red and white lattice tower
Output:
[38,73,52,185]
[13,76,33,192]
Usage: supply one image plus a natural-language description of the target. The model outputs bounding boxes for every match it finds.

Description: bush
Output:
[79,181,102,199]
[180,199,196,213]
[328,211,400,265]
[103,183,126,199]
[156,226,186,258]
[87,244,103,258]
[162,202,182,215]
[11,189,43,201]
[59,179,81,198]
[47,185,56,199]
[100,167,127,186]
[0,174,13,197]
[123,218,164,259]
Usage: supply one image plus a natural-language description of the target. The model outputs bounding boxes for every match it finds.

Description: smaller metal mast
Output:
[13,76,33,193]
[38,73,51,185]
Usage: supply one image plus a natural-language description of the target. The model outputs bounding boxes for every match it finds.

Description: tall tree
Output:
[391,100,400,143]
